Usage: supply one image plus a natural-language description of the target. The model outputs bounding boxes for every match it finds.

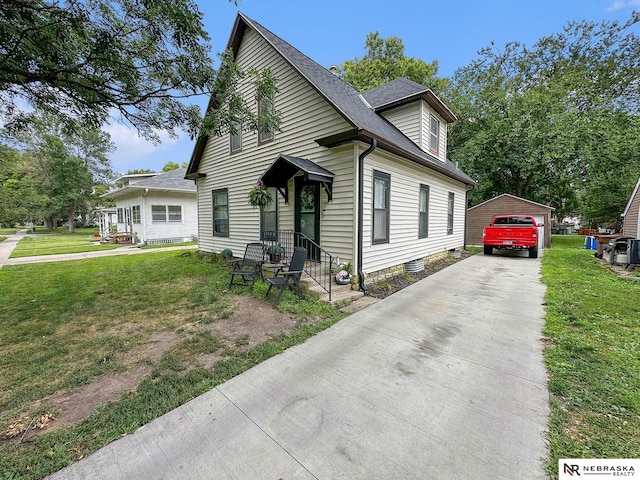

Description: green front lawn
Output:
[10,228,121,258]
[542,236,640,477]
[0,250,345,479]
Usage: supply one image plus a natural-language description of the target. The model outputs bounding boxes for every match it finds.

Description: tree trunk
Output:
[68,208,75,233]
[45,217,54,231]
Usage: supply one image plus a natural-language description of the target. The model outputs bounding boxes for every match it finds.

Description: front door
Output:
[295,177,320,259]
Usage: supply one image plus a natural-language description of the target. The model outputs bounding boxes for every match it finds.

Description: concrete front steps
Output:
[301,275,364,305]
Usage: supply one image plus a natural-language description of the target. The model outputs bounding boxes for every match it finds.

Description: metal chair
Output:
[265,247,307,305]
[229,243,266,288]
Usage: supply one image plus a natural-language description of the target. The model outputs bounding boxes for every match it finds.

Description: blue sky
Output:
[105,0,640,174]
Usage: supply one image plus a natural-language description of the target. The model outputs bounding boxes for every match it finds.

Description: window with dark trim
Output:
[419,184,429,238]
[447,192,454,235]
[372,170,390,244]
[132,205,141,224]
[429,114,440,154]
[230,122,242,153]
[260,187,277,240]
[212,189,229,237]
[258,96,274,144]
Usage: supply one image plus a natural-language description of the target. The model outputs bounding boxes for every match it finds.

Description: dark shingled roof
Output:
[187,13,474,186]
[361,78,457,122]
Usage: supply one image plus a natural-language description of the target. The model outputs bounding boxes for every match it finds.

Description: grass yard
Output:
[0,250,345,479]
[1,228,18,236]
[542,235,640,477]
[9,227,123,258]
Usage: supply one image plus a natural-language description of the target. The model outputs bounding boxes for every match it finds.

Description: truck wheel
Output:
[529,246,538,258]
[484,245,493,255]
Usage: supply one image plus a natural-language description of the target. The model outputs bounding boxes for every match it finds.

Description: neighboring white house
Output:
[103,168,197,244]
[185,13,475,290]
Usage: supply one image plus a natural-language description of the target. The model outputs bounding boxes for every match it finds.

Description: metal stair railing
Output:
[262,230,336,301]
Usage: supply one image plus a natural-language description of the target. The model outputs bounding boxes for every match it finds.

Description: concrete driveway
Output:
[49,252,549,480]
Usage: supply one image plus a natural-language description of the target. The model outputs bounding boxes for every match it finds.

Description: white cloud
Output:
[607,0,640,11]
[103,119,187,174]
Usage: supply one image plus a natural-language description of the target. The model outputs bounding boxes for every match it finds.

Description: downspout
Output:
[357,138,377,292]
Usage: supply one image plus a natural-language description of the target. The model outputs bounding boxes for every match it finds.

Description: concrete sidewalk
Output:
[0,231,195,268]
[0,229,27,268]
[49,252,549,480]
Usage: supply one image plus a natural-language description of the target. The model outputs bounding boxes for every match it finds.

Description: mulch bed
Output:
[365,250,477,299]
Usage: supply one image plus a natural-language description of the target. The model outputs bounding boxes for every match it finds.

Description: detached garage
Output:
[467,194,554,248]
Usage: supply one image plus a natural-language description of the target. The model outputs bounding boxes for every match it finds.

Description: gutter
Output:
[357,139,377,292]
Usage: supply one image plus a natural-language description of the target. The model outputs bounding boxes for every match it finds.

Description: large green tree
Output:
[0,145,47,226]
[338,32,448,94]
[0,0,279,141]
[4,113,115,231]
[447,13,640,225]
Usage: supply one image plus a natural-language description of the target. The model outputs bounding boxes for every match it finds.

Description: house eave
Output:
[374,91,458,123]
[316,130,476,186]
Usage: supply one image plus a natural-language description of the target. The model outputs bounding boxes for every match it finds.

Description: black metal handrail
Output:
[262,230,336,301]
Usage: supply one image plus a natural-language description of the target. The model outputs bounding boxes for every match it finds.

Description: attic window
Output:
[429,114,439,154]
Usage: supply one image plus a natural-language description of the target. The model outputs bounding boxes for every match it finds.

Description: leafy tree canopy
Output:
[338,32,448,94]
[0,0,279,142]
[447,13,640,225]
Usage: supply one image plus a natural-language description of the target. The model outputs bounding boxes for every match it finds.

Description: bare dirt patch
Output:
[3,294,302,444]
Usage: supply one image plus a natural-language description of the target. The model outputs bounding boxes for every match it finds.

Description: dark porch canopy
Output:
[260,154,335,203]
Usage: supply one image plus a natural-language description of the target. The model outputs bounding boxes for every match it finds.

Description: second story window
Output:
[230,122,242,153]
[258,96,274,144]
[429,114,439,154]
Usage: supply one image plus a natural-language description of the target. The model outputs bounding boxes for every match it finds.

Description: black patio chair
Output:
[265,246,307,305]
[229,242,266,288]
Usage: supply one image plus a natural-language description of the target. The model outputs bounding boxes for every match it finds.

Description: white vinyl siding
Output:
[380,102,421,146]
[362,148,466,275]
[382,101,448,161]
[195,27,353,258]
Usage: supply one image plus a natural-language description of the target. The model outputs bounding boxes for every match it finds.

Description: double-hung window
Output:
[372,170,390,244]
[419,185,429,238]
[258,96,274,144]
[212,189,229,237]
[230,122,242,153]
[429,114,440,154]
[447,192,455,235]
[117,207,124,223]
[131,205,141,224]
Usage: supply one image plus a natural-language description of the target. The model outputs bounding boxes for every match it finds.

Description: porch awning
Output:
[260,154,335,203]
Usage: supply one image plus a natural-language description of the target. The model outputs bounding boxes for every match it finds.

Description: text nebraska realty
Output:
[565,464,635,476]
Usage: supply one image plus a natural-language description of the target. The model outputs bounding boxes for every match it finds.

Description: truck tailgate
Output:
[485,226,537,244]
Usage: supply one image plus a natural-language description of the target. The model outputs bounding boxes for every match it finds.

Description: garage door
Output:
[533,215,545,250]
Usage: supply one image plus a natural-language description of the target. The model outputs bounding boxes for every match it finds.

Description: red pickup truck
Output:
[483,215,540,258]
